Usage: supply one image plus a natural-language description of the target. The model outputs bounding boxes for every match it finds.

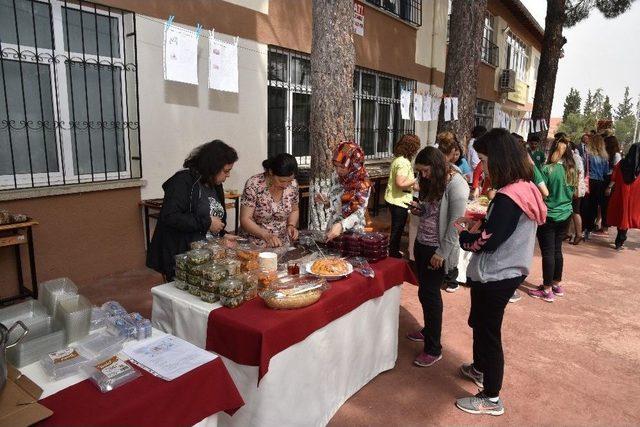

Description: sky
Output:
[520,0,640,118]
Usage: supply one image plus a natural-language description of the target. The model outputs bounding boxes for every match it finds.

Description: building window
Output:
[481,13,498,66]
[365,0,422,27]
[506,31,529,81]
[267,47,415,165]
[0,0,140,190]
[532,55,540,80]
[475,99,494,129]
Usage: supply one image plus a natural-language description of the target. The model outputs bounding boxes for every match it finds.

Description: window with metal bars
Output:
[0,0,140,190]
[267,47,415,166]
[364,0,422,27]
[475,99,494,130]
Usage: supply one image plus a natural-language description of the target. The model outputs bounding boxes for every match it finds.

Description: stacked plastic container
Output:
[56,295,92,344]
[331,233,389,262]
[39,277,78,319]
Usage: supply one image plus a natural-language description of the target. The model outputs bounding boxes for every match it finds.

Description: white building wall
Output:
[136,16,268,200]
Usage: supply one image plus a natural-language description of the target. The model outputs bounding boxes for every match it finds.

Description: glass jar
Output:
[200,291,219,304]
[202,263,228,282]
[219,277,244,298]
[220,295,244,308]
[186,249,212,265]
[175,253,189,271]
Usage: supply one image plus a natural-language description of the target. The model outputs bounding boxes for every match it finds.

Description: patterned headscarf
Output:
[333,141,371,218]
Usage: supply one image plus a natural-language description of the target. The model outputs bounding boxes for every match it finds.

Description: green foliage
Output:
[557,112,597,142]
[615,115,636,146]
[601,96,613,119]
[565,0,636,27]
[614,86,634,119]
[562,88,582,121]
[583,90,594,116]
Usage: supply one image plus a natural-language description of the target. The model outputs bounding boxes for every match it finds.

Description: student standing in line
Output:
[606,143,640,250]
[453,128,547,416]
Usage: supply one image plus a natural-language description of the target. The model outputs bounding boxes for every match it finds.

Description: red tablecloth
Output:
[38,357,244,427]
[206,257,417,381]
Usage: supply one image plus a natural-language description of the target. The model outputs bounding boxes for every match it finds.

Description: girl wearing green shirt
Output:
[529,137,578,303]
[385,134,421,258]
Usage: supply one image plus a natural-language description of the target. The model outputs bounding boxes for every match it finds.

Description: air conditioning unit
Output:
[499,69,516,92]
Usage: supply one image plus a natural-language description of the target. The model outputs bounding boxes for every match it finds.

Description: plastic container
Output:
[40,347,91,380]
[85,355,141,393]
[201,279,220,294]
[220,295,244,308]
[188,284,201,297]
[6,318,66,368]
[101,301,127,317]
[56,295,92,344]
[342,233,362,250]
[0,299,49,341]
[202,263,228,282]
[205,243,227,260]
[127,313,152,340]
[190,240,208,250]
[223,259,242,277]
[175,253,189,271]
[38,277,78,318]
[76,331,126,359]
[200,291,219,304]
[174,280,189,291]
[258,252,278,272]
[243,283,258,302]
[186,273,202,287]
[175,268,188,282]
[186,249,211,265]
[219,277,244,298]
[106,316,135,339]
[90,307,109,331]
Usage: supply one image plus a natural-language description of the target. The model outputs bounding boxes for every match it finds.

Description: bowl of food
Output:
[305,257,353,281]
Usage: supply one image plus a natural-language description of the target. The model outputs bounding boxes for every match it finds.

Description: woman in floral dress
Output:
[240,153,299,247]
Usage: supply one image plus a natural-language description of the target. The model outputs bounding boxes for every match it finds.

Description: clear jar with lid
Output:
[202,263,228,282]
[218,277,244,298]
[175,253,189,271]
[220,294,244,308]
[186,249,211,265]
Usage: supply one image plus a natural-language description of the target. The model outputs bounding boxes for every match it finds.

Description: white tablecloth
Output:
[151,283,402,427]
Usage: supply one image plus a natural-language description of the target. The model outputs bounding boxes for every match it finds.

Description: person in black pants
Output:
[413,242,445,356]
[384,134,421,258]
[454,129,547,416]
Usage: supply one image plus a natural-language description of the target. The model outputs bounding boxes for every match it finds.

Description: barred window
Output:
[267,47,415,166]
[481,13,498,67]
[0,0,140,190]
[475,99,494,130]
[364,0,422,27]
[506,31,529,81]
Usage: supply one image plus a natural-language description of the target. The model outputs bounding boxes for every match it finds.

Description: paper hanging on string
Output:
[413,93,423,121]
[451,97,459,120]
[209,37,239,92]
[400,90,411,120]
[430,96,442,121]
[443,97,452,122]
[164,25,199,85]
[421,94,432,121]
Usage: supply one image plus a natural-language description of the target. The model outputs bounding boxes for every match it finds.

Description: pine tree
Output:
[562,88,581,122]
[592,88,604,117]
[583,90,594,116]
[601,96,613,120]
[614,86,634,119]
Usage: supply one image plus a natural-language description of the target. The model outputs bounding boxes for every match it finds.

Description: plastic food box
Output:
[38,277,78,319]
[0,299,49,341]
[56,295,92,344]
[40,347,91,380]
[6,317,66,368]
[76,331,126,359]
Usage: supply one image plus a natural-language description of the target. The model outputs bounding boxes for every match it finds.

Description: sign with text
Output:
[507,80,529,105]
[354,2,365,36]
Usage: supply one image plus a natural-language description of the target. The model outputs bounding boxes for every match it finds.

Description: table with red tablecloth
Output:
[152,257,416,427]
[19,330,244,427]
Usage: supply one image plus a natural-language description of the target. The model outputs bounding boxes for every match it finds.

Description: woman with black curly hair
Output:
[147,140,238,280]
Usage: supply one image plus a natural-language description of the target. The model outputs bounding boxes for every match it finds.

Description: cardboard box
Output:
[0,365,52,427]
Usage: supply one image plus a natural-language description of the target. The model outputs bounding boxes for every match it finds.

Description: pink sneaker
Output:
[552,285,564,296]
[406,330,424,342]
[414,352,442,367]
[528,288,555,302]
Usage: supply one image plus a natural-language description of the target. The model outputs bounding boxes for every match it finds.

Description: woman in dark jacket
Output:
[146,140,238,280]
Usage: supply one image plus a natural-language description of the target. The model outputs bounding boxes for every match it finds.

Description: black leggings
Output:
[414,241,445,357]
[537,217,570,286]
[388,203,409,258]
[584,179,606,232]
[468,276,523,398]
[616,229,628,247]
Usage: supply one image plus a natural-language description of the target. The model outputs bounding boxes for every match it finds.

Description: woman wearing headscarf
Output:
[317,141,372,241]
[606,143,640,250]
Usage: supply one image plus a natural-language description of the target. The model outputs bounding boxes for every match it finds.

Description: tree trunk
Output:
[531,0,567,141]
[309,0,355,231]
[437,0,487,145]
